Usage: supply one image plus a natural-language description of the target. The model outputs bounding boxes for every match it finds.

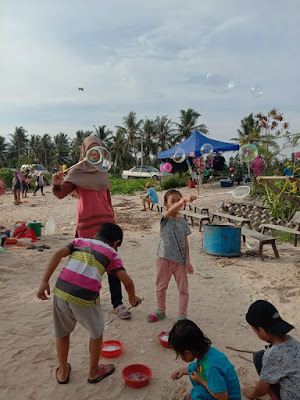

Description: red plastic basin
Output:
[101,340,123,358]
[122,364,152,388]
[158,331,171,348]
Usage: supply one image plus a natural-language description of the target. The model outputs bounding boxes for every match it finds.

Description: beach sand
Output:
[0,184,299,400]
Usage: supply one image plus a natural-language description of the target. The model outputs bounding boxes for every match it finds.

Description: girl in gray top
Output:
[147,189,197,323]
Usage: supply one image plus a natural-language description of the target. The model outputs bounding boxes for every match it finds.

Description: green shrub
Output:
[0,168,14,188]
[161,173,188,190]
[110,177,159,195]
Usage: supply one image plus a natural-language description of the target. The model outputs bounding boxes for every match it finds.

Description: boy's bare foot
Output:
[88,363,115,384]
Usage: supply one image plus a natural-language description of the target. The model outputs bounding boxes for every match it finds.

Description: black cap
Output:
[246,300,294,336]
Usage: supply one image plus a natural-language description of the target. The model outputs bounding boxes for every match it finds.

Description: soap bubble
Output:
[173,148,186,163]
[205,71,234,94]
[86,146,112,172]
[251,86,263,97]
[201,143,214,155]
[239,144,258,163]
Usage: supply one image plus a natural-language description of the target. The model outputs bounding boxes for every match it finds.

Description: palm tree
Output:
[140,118,157,165]
[70,130,92,163]
[109,129,133,171]
[29,135,42,163]
[154,115,174,152]
[9,126,29,160]
[232,114,260,144]
[0,136,7,167]
[40,134,54,168]
[115,112,143,160]
[93,125,113,148]
[174,108,209,142]
[52,133,71,166]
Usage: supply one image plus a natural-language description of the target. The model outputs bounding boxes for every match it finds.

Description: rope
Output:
[258,177,299,204]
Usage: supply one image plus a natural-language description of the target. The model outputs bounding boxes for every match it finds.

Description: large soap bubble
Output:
[205,71,235,94]
[200,143,214,156]
[239,144,258,163]
[86,146,112,171]
[251,86,263,97]
[173,148,186,163]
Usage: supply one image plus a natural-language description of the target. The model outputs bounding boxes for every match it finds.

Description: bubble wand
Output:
[196,186,250,199]
[105,298,144,327]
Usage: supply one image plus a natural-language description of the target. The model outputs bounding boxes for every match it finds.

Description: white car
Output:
[122,166,171,180]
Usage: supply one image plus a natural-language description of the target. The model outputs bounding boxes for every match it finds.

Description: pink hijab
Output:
[251,155,264,176]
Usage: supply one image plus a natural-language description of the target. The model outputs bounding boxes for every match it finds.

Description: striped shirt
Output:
[54,237,124,307]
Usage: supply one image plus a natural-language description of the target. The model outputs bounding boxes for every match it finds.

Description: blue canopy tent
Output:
[158,130,239,159]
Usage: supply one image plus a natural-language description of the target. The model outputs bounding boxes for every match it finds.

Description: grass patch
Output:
[110,177,158,195]
[273,231,294,243]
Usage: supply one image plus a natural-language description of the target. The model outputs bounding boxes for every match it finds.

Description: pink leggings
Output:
[156,257,189,318]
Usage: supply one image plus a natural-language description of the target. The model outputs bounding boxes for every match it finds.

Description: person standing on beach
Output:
[33,172,48,196]
[52,136,131,319]
[12,171,22,205]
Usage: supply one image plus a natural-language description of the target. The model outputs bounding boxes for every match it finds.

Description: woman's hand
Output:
[52,172,64,186]
[186,194,197,203]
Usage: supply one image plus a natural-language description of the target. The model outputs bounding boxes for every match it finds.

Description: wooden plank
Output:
[213,212,250,222]
[261,224,300,235]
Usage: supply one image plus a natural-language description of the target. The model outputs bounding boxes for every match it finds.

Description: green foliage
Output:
[160,173,188,190]
[109,177,158,195]
[0,168,14,188]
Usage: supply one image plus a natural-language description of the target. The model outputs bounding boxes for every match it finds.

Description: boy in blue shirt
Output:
[140,182,158,211]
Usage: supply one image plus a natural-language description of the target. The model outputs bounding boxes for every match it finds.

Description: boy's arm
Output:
[115,269,141,306]
[163,194,197,219]
[37,247,71,300]
[185,236,193,274]
[242,380,270,399]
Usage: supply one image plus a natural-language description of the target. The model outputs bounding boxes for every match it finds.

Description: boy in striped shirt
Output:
[37,223,141,385]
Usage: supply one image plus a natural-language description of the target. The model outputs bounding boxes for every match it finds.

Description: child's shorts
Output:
[53,296,104,339]
[253,350,281,400]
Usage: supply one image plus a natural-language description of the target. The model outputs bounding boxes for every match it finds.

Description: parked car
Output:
[20,164,50,176]
[122,166,171,180]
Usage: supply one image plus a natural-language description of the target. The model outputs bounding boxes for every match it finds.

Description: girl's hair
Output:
[168,319,211,359]
[164,189,182,203]
[95,222,123,247]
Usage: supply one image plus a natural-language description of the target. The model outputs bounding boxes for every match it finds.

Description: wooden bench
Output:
[242,227,279,259]
[212,212,251,228]
[179,210,211,232]
[186,205,209,215]
[261,224,300,247]
[151,203,165,212]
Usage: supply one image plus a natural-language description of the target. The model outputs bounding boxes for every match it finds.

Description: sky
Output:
[0,0,299,156]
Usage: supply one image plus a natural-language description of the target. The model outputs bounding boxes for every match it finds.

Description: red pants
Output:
[156,257,189,318]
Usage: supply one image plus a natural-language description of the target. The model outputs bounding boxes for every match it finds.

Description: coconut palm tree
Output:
[232,114,260,144]
[154,115,174,152]
[28,135,42,163]
[93,125,113,148]
[139,118,157,165]
[0,136,7,167]
[109,129,133,171]
[174,108,209,142]
[115,112,143,160]
[52,133,71,166]
[70,130,92,163]
[9,126,29,161]
[40,134,54,168]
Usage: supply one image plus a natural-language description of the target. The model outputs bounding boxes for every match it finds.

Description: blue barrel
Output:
[203,225,241,257]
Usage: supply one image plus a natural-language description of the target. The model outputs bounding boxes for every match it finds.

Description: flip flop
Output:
[56,363,71,384]
[114,305,132,320]
[147,310,166,323]
[87,364,115,384]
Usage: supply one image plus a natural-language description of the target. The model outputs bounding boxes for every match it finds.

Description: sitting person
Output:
[169,319,241,400]
[140,182,158,211]
[242,299,300,400]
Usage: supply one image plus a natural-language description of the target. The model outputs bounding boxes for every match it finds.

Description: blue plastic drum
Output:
[203,225,241,257]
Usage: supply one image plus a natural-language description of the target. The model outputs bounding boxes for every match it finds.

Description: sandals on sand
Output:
[113,305,132,319]
[56,363,71,384]
[88,364,115,384]
[147,310,166,323]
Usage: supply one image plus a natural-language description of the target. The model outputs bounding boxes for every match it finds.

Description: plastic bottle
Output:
[45,218,56,235]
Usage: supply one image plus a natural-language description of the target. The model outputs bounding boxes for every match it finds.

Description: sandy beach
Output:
[0,184,299,400]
